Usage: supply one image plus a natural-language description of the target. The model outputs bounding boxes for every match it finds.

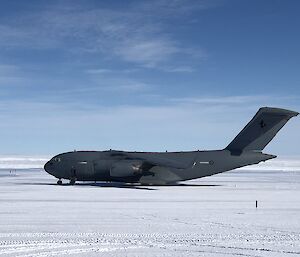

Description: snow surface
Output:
[0,168,299,256]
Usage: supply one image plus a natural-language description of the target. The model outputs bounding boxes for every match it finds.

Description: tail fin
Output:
[225,107,298,155]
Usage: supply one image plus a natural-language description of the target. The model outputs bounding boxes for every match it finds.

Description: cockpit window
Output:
[53,157,61,162]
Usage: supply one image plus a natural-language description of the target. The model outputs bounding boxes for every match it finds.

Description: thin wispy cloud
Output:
[170,95,300,106]
[86,69,113,74]
[0,0,299,155]
[115,39,180,68]
[133,0,221,17]
[86,68,138,75]
[0,1,208,71]
[161,66,195,73]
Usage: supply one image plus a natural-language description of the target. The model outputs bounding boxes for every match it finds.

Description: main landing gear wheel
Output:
[57,179,62,185]
[69,178,76,185]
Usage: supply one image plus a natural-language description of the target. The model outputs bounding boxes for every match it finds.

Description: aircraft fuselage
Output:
[44,149,275,185]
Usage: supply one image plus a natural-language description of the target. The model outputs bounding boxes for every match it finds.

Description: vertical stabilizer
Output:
[225,107,298,154]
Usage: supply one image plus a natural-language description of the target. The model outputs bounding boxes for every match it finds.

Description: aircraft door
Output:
[74,161,95,181]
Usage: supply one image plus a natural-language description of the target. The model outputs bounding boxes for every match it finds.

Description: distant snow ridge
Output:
[238,157,300,172]
[0,156,50,169]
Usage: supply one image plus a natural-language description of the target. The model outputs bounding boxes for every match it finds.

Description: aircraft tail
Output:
[225,107,298,155]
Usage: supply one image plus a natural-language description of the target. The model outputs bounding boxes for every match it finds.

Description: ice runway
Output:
[0,168,299,256]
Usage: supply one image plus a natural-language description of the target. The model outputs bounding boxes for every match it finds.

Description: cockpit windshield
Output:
[52,157,61,162]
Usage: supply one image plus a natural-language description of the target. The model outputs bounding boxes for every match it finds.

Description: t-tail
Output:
[225,107,299,158]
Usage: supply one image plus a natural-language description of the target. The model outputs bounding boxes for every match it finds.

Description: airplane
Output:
[44,107,298,186]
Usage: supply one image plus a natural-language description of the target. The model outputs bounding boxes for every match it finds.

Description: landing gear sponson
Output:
[57,178,76,185]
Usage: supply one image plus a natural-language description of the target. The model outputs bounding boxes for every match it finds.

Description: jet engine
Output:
[110,160,143,177]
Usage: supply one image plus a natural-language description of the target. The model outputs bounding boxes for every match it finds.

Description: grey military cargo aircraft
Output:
[44,107,298,185]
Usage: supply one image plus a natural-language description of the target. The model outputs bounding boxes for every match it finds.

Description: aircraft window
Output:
[53,157,61,162]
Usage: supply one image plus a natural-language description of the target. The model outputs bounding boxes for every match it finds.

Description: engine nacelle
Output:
[110,160,143,177]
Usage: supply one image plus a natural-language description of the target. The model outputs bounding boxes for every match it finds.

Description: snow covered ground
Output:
[0,168,299,256]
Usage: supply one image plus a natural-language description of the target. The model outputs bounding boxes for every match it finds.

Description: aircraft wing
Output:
[107,151,188,183]
[109,151,190,170]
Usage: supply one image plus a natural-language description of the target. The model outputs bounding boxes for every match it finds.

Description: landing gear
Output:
[57,179,62,185]
[69,178,76,185]
[70,167,77,185]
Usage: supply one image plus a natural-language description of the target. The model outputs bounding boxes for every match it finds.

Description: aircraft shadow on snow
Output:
[14,181,220,190]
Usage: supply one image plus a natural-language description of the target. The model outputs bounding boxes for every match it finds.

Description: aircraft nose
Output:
[44,160,54,175]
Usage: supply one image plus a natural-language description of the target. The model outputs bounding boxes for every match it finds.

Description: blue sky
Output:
[0,0,299,156]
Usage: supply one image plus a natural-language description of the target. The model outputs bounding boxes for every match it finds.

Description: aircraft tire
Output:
[69,178,76,185]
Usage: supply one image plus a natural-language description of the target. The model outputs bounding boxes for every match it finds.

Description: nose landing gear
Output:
[57,168,77,185]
